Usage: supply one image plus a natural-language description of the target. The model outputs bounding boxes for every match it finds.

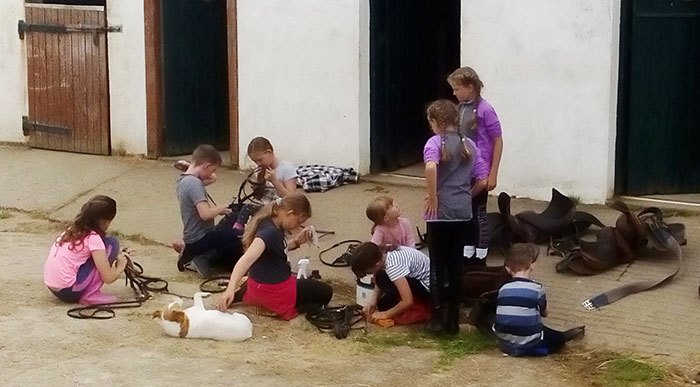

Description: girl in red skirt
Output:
[217,193,332,319]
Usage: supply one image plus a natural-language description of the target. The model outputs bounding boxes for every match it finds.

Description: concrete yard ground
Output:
[1,144,698,386]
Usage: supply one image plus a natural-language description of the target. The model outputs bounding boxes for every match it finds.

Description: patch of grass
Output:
[357,329,496,370]
[597,357,666,387]
[561,351,669,387]
[0,210,12,219]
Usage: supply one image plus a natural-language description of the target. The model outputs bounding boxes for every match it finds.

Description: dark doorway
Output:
[161,0,229,156]
[369,0,461,172]
[616,0,700,195]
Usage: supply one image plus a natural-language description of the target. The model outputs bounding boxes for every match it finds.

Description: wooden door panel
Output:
[22,4,110,155]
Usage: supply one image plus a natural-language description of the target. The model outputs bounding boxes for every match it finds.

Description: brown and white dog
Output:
[152,292,252,341]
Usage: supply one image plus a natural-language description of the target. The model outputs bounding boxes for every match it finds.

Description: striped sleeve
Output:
[538,285,547,313]
[385,249,412,282]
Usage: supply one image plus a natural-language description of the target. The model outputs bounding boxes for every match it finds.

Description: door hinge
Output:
[18,20,122,40]
[22,116,72,136]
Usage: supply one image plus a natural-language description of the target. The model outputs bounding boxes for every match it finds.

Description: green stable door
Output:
[161,0,229,156]
[618,0,700,194]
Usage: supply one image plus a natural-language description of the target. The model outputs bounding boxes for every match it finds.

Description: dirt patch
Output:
[0,211,693,386]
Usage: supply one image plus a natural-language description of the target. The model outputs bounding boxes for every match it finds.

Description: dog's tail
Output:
[193,292,211,309]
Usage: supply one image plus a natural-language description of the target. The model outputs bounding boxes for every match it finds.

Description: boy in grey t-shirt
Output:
[175,145,243,278]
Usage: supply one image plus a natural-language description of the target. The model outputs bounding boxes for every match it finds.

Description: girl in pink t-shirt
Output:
[366,196,416,249]
[44,195,127,305]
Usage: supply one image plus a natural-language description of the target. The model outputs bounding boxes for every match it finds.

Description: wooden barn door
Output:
[21,3,111,155]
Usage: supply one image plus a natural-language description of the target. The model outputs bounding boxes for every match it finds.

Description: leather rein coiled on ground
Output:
[67,255,192,319]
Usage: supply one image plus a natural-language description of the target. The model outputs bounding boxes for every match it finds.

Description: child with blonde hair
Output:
[217,193,332,319]
[448,67,503,263]
[366,196,415,248]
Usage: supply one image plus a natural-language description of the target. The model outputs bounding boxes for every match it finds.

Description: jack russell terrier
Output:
[152,292,252,341]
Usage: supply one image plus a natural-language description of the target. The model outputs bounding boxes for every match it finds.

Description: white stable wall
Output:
[106,0,147,155]
[461,0,621,203]
[0,0,28,143]
[237,0,370,172]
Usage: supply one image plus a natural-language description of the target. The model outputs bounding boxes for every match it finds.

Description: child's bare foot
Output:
[172,240,185,254]
[173,160,190,172]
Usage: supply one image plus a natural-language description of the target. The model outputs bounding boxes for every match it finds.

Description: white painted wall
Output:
[461,0,621,203]
[0,0,28,143]
[106,0,147,155]
[237,0,370,172]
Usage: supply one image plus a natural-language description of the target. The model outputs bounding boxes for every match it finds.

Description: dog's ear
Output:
[173,310,190,338]
[163,309,190,338]
[152,310,162,319]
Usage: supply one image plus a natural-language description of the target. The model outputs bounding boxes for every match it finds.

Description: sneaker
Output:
[184,254,218,279]
[177,251,192,272]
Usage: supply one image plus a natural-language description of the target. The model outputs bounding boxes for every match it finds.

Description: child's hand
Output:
[370,310,390,322]
[217,288,236,311]
[487,174,498,191]
[216,205,232,216]
[363,303,376,316]
[425,195,438,218]
[294,227,314,246]
[115,252,128,271]
[263,168,277,182]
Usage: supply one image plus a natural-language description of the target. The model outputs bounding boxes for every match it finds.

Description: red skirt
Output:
[243,275,298,320]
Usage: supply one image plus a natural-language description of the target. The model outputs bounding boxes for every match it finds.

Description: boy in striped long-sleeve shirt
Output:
[494,243,585,356]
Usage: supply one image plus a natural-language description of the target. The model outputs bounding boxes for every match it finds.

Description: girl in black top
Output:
[217,193,332,319]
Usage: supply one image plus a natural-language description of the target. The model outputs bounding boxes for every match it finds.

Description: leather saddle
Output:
[552,200,687,309]
[489,188,604,249]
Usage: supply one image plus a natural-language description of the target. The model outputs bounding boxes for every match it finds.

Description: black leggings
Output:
[427,221,471,310]
[182,228,243,271]
[466,189,489,266]
[374,270,430,311]
[295,278,333,313]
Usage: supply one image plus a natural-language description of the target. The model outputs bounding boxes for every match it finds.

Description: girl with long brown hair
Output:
[44,195,127,304]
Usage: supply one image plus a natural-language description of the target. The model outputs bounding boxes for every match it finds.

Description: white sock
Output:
[463,245,475,258]
[476,248,488,259]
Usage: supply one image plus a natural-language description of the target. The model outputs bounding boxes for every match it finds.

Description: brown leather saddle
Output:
[551,200,687,309]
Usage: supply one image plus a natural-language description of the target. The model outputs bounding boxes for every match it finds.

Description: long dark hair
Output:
[59,195,116,250]
[350,242,396,278]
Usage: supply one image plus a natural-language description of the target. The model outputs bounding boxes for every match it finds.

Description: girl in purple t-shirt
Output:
[44,195,127,305]
[423,99,487,335]
[448,67,503,263]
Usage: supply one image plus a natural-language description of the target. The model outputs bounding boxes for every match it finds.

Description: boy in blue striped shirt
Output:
[494,243,585,356]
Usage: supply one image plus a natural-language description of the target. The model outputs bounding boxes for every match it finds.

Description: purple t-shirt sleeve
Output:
[470,139,489,180]
[482,105,502,138]
[423,135,441,164]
